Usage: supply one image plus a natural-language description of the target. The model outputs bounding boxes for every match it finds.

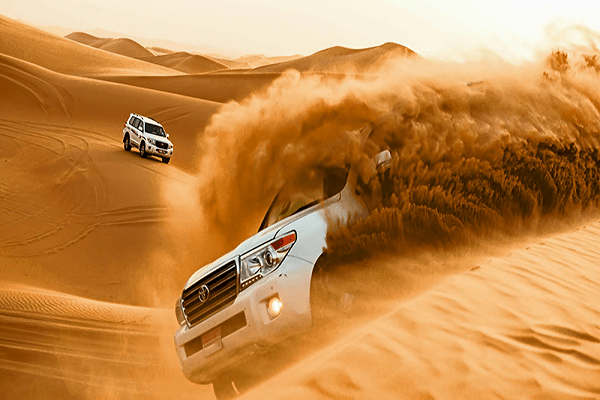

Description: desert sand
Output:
[1,12,600,400]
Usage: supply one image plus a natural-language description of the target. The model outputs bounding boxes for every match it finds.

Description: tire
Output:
[123,134,132,151]
[161,157,170,164]
[212,377,237,400]
[139,142,147,158]
[212,370,254,400]
[310,254,355,326]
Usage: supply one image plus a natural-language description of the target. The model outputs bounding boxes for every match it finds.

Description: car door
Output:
[131,118,141,146]
[137,120,144,145]
[126,116,136,143]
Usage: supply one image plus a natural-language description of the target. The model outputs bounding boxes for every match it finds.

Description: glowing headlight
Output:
[148,138,157,145]
[267,296,283,318]
[240,231,296,290]
[175,298,186,326]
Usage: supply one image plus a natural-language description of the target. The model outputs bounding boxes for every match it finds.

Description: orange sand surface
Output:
[1,13,599,400]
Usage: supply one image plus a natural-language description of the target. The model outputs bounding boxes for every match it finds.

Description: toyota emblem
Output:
[198,285,210,304]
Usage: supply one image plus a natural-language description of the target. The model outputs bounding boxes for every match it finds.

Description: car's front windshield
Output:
[259,166,348,231]
[146,123,166,137]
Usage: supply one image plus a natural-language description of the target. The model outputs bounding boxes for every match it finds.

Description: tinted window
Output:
[259,166,349,231]
[145,123,166,137]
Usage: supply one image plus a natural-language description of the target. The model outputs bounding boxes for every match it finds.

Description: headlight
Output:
[240,231,296,290]
[148,138,156,145]
[175,298,186,326]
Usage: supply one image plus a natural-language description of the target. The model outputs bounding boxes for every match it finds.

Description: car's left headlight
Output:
[148,138,157,145]
[175,297,186,326]
[240,231,296,290]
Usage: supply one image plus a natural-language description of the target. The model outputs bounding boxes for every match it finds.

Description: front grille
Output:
[182,260,238,327]
[156,141,168,149]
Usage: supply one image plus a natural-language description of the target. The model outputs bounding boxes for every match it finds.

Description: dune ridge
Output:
[0,16,175,77]
[140,52,229,74]
[252,42,415,73]
[66,31,231,74]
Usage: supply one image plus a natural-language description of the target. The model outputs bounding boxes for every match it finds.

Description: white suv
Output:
[173,124,392,399]
[123,113,173,164]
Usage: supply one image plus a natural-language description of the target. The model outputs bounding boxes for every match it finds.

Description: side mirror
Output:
[166,133,169,138]
[374,150,392,172]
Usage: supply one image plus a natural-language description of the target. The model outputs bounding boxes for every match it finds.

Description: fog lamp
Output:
[267,296,283,318]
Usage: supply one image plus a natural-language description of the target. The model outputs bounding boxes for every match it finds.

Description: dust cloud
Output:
[194,34,600,260]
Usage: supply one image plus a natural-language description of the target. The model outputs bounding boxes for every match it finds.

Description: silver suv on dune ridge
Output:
[123,113,173,164]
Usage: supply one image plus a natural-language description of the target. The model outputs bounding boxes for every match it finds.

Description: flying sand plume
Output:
[194,34,600,260]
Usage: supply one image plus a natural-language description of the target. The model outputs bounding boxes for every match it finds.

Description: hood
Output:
[147,133,172,146]
[182,200,332,291]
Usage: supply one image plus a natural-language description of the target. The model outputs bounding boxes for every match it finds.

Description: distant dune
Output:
[67,31,230,74]
[141,52,229,74]
[0,15,175,76]
[99,73,282,103]
[253,42,415,73]
[66,32,156,59]
[148,46,175,55]
[236,53,303,68]
[205,55,252,69]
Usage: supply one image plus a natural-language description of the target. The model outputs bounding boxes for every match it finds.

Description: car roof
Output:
[129,113,163,127]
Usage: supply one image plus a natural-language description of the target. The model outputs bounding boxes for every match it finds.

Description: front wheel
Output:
[123,134,132,151]
[212,377,237,400]
[212,370,255,400]
[139,142,147,158]
[310,256,356,326]
[161,157,170,164]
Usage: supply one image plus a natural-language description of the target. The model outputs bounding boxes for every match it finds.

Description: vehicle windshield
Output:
[259,166,348,231]
[145,123,166,137]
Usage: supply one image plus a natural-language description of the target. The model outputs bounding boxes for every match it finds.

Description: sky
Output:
[1,0,599,58]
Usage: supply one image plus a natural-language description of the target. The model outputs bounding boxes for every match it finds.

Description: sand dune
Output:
[0,283,211,399]
[140,52,229,74]
[244,223,600,400]
[66,33,158,60]
[98,73,281,103]
[204,55,252,70]
[2,12,600,400]
[95,38,155,59]
[0,16,175,77]
[0,50,219,162]
[236,54,303,68]
[252,42,415,73]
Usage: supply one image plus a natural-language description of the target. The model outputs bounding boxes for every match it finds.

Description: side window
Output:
[138,120,144,132]
[128,116,135,125]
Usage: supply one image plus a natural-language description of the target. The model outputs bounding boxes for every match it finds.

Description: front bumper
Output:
[174,256,313,384]
[146,143,173,158]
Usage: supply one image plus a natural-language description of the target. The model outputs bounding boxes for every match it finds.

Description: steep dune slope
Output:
[244,223,600,400]
[253,42,415,73]
[0,16,175,77]
[0,51,220,306]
